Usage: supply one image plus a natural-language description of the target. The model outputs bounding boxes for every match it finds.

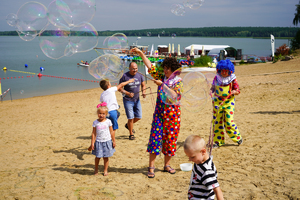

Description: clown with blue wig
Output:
[210,59,243,148]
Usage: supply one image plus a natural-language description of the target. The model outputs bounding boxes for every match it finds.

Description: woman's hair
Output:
[216,59,235,75]
[184,135,206,152]
[161,57,181,72]
[96,102,108,114]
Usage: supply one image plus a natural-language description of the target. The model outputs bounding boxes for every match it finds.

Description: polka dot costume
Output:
[147,65,182,156]
[212,81,242,146]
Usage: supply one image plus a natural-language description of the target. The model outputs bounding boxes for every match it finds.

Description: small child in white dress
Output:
[91,102,116,176]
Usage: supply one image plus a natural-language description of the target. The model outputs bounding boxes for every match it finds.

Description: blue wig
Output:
[216,60,235,74]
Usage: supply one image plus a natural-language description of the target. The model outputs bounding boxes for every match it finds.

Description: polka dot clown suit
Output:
[147,65,182,156]
[211,60,242,147]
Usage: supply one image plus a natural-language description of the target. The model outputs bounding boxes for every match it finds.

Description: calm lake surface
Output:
[0,36,289,101]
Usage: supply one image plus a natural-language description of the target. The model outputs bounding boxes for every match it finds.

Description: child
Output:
[88,78,134,151]
[210,59,243,148]
[99,78,135,134]
[91,102,116,176]
[184,135,224,200]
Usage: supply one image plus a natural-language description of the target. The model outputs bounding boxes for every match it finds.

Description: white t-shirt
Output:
[100,86,118,112]
[93,119,112,142]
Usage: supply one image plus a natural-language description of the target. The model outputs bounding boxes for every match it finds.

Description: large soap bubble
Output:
[159,68,183,105]
[16,1,49,40]
[16,26,37,41]
[181,71,210,112]
[69,22,98,53]
[170,4,185,16]
[47,0,69,28]
[56,0,96,27]
[183,0,204,10]
[39,23,71,59]
[88,54,125,81]
[107,33,129,54]
[6,13,19,27]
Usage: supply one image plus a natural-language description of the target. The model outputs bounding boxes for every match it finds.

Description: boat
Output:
[78,63,89,67]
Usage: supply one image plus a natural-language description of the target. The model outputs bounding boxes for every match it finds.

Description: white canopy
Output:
[185,44,230,55]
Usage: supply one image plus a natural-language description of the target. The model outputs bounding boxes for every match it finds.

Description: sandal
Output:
[125,123,135,133]
[163,165,176,174]
[129,135,135,140]
[147,167,155,178]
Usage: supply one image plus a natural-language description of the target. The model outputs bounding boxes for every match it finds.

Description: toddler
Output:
[184,135,224,200]
[91,102,116,176]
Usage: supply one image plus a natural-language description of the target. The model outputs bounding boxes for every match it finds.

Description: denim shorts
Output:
[123,99,142,120]
[108,110,119,130]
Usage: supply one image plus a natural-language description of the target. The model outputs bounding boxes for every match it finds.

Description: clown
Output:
[210,59,243,148]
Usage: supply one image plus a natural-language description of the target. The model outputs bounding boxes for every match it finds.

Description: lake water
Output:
[0,36,289,101]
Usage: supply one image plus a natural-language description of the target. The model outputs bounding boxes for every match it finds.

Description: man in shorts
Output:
[119,62,146,140]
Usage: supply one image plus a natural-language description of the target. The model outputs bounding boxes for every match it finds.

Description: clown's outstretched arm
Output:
[130,48,152,70]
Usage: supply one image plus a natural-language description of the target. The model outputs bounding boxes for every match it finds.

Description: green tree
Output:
[293,1,300,26]
[290,30,300,50]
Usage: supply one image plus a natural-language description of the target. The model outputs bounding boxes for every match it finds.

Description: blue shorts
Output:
[108,110,119,130]
[123,99,142,120]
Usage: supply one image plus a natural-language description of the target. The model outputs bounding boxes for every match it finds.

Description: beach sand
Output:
[0,56,300,200]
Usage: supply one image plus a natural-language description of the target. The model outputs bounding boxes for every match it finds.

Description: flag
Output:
[271,34,275,57]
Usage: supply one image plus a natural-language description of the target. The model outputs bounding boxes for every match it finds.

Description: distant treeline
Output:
[0,27,298,38]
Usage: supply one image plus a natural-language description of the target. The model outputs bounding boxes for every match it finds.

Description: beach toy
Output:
[40,67,45,71]
[180,163,193,171]
[3,67,7,70]
[37,73,43,77]
[25,64,28,68]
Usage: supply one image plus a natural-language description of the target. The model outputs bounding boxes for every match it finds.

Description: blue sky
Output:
[0,0,299,32]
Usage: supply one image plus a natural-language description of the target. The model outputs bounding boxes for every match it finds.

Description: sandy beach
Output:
[0,56,300,200]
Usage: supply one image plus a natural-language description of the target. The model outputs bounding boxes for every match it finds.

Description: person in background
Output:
[210,59,243,148]
[119,62,146,140]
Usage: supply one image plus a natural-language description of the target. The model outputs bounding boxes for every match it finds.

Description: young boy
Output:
[88,78,134,151]
[184,135,224,200]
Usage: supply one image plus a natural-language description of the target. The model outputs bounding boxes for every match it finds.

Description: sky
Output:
[0,0,299,32]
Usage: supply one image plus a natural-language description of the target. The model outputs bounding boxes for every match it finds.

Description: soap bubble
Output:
[20,90,24,94]
[107,33,129,54]
[102,36,112,54]
[88,54,125,81]
[170,4,185,16]
[159,68,183,105]
[6,13,19,27]
[39,23,71,59]
[181,71,210,112]
[56,0,96,27]
[16,26,37,41]
[69,22,98,53]
[183,0,204,9]
[16,1,49,40]
[47,0,69,28]
[147,32,151,37]
[172,33,176,39]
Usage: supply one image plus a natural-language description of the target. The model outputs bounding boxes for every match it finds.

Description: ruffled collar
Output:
[216,73,236,85]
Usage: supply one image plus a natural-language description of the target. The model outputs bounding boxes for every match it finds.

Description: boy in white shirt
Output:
[88,78,134,151]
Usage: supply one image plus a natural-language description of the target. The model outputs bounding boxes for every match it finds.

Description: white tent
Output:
[185,44,230,55]
[207,48,227,56]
